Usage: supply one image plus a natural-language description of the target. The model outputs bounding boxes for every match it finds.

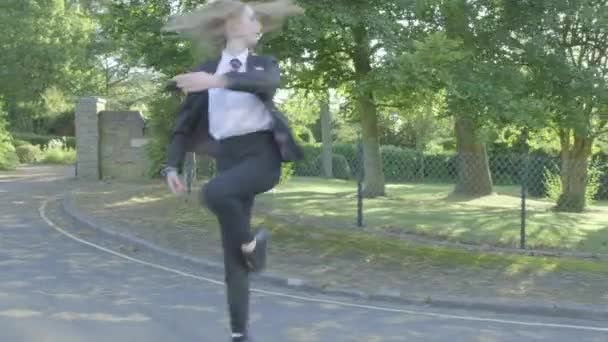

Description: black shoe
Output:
[243,229,268,272]
[231,334,251,341]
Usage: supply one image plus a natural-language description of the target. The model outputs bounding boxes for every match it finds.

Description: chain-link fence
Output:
[185,140,608,252]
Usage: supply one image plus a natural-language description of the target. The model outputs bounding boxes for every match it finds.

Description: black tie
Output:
[229,58,242,71]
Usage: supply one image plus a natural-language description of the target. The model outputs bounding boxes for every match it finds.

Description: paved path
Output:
[0,166,606,341]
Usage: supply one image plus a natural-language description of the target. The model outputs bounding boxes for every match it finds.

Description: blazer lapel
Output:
[197,57,221,73]
[247,54,263,72]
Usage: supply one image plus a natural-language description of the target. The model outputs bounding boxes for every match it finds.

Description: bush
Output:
[381,145,419,182]
[145,93,183,177]
[0,145,18,170]
[46,111,75,136]
[333,143,359,166]
[280,162,294,184]
[11,132,75,149]
[294,144,321,176]
[592,152,608,200]
[313,153,352,180]
[274,140,608,201]
[39,147,76,165]
[587,161,602,204]
[524,152,559,197]
[16,144,42,163]
[543,160,602,206]
[0,106,18,171]
[421,153,458,182]
[37,138,76,165]
[12,139,28,148]
[543,167,562,203]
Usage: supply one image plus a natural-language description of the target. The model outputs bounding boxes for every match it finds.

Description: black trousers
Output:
[201,131,281,334]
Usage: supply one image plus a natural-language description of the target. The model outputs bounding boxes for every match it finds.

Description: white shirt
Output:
[208,49,273,140]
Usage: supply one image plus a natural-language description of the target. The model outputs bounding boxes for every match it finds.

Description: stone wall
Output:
[99,111,149,180]
[75,97,149,181]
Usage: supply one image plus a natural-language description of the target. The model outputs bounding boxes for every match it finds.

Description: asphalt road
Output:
[0,166,606,342]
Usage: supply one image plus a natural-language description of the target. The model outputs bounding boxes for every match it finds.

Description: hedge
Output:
[11,132,76,149]
[293,143,608,200]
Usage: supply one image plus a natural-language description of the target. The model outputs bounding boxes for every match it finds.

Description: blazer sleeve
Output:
[164,91,205,172]
[223,56,280,101]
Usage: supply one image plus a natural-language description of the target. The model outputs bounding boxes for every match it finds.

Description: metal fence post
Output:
[520,128,529,249]
[184,152,196,194]
[357,135,364,227]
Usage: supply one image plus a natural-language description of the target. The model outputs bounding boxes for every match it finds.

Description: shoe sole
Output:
[246,229,268,272]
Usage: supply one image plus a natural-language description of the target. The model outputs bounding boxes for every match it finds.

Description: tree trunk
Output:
[440,0,492,197]
[556,129,593,212]
[319,92,333,178]
[352,25,385,197]
[452,115,493,197]
[358,91,386,197]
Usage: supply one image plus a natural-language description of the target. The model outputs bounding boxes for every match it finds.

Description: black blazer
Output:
[162,54,303,175]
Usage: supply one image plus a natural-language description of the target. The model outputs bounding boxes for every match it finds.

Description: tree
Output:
[0,0,99,131]
[380,0,548,197]
[505,0,608,212]
[101,0,205,78]
[276,89,323,143]
[411,1,499,196]
[262,0,417,197]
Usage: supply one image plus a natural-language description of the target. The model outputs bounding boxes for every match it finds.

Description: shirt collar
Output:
[222,49,249,65]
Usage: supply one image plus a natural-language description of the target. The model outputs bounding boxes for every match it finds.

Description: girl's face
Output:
[225,5,262,47]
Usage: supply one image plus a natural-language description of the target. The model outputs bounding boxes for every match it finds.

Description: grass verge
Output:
[70,180,608,304]
[256,177,608,254]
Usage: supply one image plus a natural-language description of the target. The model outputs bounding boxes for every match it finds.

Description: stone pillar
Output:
[75,97,105,180]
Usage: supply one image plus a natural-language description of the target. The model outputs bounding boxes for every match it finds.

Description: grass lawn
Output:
[256,177,608,254]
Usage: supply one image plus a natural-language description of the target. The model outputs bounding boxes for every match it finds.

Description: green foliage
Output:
[280,163,295,184]
[263,0,418,195]
[277,90,326,144]
[543,167,562,204]
[145,93,183,177]
[377,91,452,150]
[12,139,28,148]
[293,142,608,199]
[16,144,42,164]
[0,104,18,171]
[11,132,76,149]
[313,154,352,180]
[38,138,76,165]
[332,143,359,168]
[45,111,76,136]
[293,143,322,176]
[587,162,602,205]
[544,161,602,206]
[264,0,413,90]
[381,146,421,182]
[101,0,200,77]
[0,0,100,130]
[41,86,73,118]
[0,147,18,171]
[39,148,76,165]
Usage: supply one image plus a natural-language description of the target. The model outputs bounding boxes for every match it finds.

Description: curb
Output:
[60,191,608,322]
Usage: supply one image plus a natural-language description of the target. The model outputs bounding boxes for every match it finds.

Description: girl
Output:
[161,1,303,340]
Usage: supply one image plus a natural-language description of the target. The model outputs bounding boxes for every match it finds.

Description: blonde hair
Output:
[163,0,303,47]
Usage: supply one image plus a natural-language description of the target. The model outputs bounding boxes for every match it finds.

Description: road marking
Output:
[39,198,608,332]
